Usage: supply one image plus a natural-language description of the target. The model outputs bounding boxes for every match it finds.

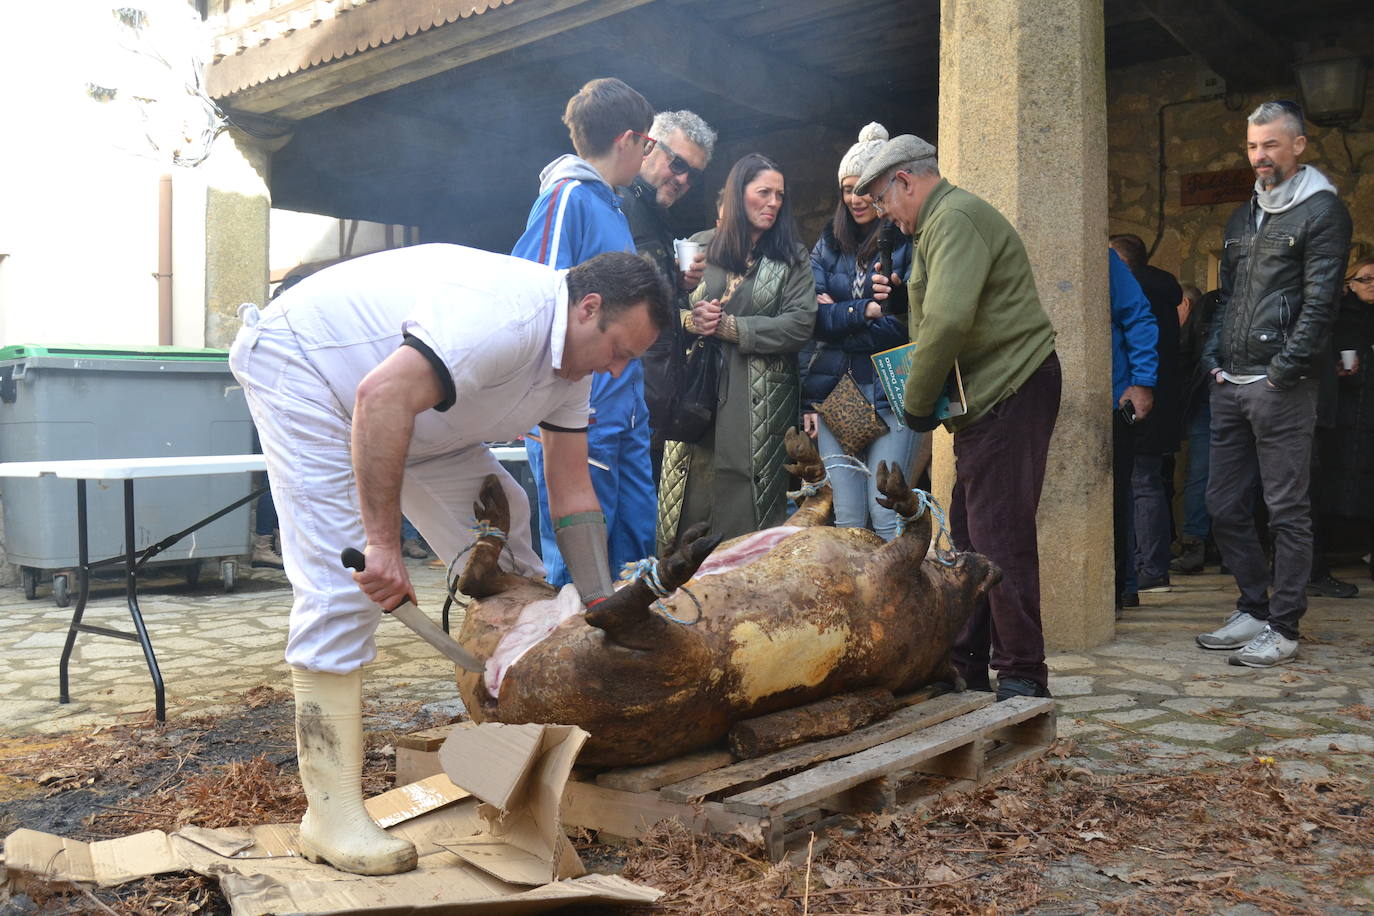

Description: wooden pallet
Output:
[395,692,1055,863]
[567,692,1055,862]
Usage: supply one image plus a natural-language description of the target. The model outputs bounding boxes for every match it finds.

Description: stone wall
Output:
[1108,57,1374,292]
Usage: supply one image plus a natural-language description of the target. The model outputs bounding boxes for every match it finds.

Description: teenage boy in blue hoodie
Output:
[512,78,658,588]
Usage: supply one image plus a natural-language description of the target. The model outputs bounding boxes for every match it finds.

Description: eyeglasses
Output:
[1351,275,1374,286]
[656,140,704,185]
[626,130,657,156]
[870,173,899,216]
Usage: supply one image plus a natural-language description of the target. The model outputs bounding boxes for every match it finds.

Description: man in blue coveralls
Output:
[512,77,659,585]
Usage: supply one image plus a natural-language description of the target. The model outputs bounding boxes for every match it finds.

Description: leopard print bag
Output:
[815,371,889,456]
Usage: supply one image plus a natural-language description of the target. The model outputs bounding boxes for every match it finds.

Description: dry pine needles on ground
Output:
[5,704,1374,915]
[621,753,1374,915]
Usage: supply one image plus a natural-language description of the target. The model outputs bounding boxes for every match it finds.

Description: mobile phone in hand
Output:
[1118,400,1136,425]
[878,222,895,279]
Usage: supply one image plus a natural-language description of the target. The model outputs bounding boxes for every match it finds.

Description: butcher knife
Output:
[340,547,484,673]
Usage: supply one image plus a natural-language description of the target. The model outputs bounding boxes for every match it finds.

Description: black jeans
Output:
[950,353,1061,688]
[1206,379,1318,639]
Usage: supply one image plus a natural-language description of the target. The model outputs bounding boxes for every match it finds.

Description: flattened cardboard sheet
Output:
[2,723,661,913]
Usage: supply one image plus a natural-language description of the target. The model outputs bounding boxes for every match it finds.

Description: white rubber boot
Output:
[292,668,417,875]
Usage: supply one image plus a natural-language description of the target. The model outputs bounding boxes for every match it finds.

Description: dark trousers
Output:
[950,353,1061,688]
[1133,454,1171,580]
[1112,412,1136,599]
[1206,379,1318,640]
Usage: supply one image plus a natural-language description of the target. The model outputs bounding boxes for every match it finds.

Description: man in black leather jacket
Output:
[1195,100,1352,668]
[619,110,716,480]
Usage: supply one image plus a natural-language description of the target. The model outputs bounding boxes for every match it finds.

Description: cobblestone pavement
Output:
[1,560,1371,785]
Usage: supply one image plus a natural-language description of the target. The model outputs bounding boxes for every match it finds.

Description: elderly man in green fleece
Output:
[855,135,1061,702]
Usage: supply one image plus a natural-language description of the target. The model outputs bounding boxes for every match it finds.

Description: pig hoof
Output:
[783,427,825,484]
[874,461,918,517]
[471,475,511,535]
[664,523,722,588]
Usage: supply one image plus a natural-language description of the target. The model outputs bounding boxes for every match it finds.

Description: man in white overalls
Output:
[230,246,671,875]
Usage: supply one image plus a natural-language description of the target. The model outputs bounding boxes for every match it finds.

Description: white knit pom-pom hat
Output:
[837,122,890,183]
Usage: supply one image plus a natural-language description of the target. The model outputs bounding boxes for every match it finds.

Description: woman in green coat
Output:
[658,153,816,549]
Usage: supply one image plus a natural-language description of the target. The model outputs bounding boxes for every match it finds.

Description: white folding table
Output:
[0,455,268,721]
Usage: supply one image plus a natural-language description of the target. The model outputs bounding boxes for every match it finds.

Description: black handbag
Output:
[659,335,723,444]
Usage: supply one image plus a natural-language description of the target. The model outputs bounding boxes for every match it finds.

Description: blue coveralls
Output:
[511,155,657,586]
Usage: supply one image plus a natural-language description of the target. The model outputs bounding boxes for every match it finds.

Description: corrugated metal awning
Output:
[208,0,515,100]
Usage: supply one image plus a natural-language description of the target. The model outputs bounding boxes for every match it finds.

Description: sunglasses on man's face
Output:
[657,140,704,185]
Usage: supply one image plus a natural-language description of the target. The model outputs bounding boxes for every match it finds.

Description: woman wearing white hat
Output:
[800,123,919,539]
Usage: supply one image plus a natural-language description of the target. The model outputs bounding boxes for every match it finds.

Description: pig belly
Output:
[464,528,956,767]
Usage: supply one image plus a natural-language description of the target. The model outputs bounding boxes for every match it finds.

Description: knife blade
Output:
[340,547,485,673]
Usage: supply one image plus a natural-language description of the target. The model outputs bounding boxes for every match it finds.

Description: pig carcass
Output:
[453,429,1001,767]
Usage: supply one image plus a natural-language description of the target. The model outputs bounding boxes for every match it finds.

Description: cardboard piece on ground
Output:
[3,722,661,913]
[365,771,470,828]
[437,722,587,885]
[3,827,181,887]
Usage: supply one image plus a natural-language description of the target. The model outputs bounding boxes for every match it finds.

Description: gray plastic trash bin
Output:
[0,344,256,602]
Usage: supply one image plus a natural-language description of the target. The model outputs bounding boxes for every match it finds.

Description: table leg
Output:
[122,479,166,722]
[58,480,92,705]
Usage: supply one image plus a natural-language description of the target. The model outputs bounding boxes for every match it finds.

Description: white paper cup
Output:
[1340,349,1358,371]
[673,238,701,271]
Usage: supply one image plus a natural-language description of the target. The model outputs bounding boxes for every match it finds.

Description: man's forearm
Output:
[352,391,415,548]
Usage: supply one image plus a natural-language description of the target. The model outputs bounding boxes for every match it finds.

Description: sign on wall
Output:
[1180,168,1253,206]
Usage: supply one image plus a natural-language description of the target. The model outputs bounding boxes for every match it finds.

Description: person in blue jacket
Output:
[511,78,659,588]
[1109,247,1160,610]
[800,124,919,540]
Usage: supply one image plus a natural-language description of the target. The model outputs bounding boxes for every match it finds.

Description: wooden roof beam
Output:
[1138,0,1292,90]
[586,5,847,123]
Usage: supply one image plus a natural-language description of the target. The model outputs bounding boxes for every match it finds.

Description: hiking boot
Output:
[251,532,285,569]
[1195,610,1266,650]
[1137,573,1171,593]
[1228,625,1298,668]
[1306,575,1359,599]
[401,538,432,560]
[995,677,1051,702]
[1118,591,1139,609]
[1171,536,1205,574]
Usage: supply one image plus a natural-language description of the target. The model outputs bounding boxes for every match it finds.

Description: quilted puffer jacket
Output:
[799,223,912,412]
[1202,177,1352,388]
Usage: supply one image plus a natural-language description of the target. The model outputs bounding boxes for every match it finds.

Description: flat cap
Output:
[854,134,937,195]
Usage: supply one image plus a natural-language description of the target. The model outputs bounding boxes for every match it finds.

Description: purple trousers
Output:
[949,353,1061,689]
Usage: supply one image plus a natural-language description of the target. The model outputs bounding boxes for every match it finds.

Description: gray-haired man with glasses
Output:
[620,110,718,478]
[1196,100,1352,667]
[855,134,1060,704]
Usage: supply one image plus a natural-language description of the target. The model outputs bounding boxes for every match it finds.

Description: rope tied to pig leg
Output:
[787,454,873,500]
[441,522,534,612]
[619,558,703,626]
[787,476,828,500]
[897,489,958,566]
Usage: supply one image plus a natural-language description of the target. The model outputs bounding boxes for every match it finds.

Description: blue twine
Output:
[620,557,703,625]
[896,489,958,566]
[441,521,534,605]
[822,454,872,476]
[472,521,507,541]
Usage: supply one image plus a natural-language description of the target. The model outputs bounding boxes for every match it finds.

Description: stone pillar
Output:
[936,0,1113,650]
[201,128,288,348]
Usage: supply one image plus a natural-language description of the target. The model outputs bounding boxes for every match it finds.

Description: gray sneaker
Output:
[1195,610,1267,650]
[1228,625,1298,668]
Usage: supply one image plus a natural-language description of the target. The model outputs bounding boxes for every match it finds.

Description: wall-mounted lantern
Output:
[1294,46,1367,127]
